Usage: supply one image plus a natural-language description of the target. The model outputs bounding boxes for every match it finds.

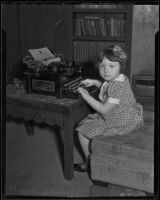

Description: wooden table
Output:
[6,84,93,180]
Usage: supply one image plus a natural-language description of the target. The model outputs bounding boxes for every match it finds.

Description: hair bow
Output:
[113,45,127,60]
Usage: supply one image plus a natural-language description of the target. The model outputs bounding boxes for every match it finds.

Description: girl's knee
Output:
[78,132,90,140]
[78,132,84,139]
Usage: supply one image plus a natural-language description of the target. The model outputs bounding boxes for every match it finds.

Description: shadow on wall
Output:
[131,5,159,76]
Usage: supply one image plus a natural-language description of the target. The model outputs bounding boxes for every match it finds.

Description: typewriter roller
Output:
[61,77,97,99]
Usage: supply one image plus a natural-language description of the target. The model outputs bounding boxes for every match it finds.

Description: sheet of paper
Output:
[28,47,55,61]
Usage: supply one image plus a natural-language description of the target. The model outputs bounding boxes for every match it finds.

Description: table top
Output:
[6,84,82,113]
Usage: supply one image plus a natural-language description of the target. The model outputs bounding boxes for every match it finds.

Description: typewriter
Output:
[23,55,97,99]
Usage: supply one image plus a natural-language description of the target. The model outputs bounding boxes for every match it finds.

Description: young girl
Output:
[74,45,144,172]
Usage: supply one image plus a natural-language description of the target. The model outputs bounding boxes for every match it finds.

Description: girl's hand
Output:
[77,87,90,99]
[80,79,94,87]
[81,79,102,88]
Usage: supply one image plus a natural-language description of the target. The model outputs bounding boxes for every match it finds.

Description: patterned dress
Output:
[76,74,144,139]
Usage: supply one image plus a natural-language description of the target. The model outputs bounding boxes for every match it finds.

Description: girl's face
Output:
[98,57,120,81]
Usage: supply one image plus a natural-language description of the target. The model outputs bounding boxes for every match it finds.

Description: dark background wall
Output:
[17,5,72,57]
[2,4,72,81]
[2,5,21,80]
[2,4,159,81]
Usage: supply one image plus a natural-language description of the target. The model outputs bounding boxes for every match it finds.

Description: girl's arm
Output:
[93,80,102,88]
[78,88,117,114]
[81,79,102,88]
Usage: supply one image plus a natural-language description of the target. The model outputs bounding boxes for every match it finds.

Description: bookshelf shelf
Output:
[73,8,127,13]
[71,4,133,78]
[73,36,127,42]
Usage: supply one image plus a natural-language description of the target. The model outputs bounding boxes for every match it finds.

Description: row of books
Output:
[73,41,126,63]
[75,16,126,37]
[74,4,126,9]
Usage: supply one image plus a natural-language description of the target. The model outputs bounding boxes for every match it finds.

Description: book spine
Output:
[119,19,122,37]
[97,20,103,36]
[87,20,93,36]
[114,18,117,37]
[110,18,114,37]
[94,19,100,36]
[107,19,111,37]
[90,19,97,36]
[117,20,121,37]
[121,19,126,37]
[80,19,86,36]
[100,18,107,36]
[104,19,108,36]
[84,19,90,36]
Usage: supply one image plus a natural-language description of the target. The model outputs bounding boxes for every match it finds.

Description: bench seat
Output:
[90,111,154,193]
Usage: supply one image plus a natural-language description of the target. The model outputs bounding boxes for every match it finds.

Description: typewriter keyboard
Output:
[61,77,97,99]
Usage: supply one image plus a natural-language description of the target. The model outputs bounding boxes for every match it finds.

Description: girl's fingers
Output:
[78,87,87,93]
[77,87,83,93]
[81,80,92,86]
[81,79,90,83]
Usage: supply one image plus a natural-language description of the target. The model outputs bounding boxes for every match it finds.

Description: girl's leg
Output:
[74,132,90,172]
[78,132,90,159]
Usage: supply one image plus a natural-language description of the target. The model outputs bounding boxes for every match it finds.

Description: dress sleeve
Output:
[107,81,124,103]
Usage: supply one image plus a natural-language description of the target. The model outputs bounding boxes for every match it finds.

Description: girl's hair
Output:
[95,45,128,73]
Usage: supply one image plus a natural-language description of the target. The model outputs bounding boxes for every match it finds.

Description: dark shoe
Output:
[74,161,89,172]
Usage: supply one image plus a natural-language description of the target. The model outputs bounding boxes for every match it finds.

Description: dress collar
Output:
[102,74,125,86]
[114,74,125,82]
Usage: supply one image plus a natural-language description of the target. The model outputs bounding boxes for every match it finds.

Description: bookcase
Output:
[71,4,133,79]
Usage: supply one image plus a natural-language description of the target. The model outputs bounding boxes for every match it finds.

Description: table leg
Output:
[61,115,74,180]
[25,121,34,136]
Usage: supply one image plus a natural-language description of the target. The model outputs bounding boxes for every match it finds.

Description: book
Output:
[28,47,56,61]
[121,19,126,37]
[80,19,87,36]
[28,47,61,66]
[94,19,101,36]
[97,20,103,36]
[84,19,90,36]
[84,16,100,36]
[86,20,93,36]
[90,19,97,36]
[105,19,111,36]
[114,19,118,37]
[100,18,107,36]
